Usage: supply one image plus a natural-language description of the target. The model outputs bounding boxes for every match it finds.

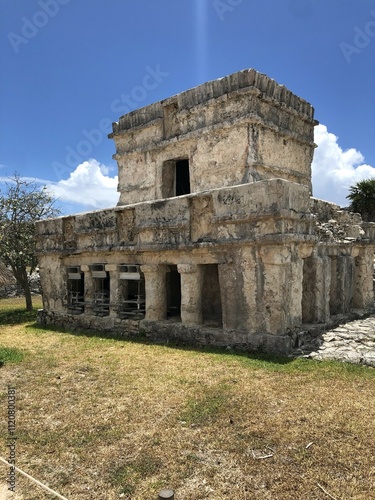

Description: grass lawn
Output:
[0,297,374,499]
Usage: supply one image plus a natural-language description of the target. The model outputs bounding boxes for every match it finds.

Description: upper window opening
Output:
[162,158,190,198]
[175,159,190,196]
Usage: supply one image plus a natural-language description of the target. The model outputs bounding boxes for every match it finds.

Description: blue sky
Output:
[1,0,375,214]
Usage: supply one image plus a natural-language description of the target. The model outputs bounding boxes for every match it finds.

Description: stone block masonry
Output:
[35,69,375,355]
[110,69,316,206]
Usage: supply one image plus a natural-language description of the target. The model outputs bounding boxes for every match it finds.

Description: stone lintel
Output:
[141,264,170,275]
[177,264,200,274]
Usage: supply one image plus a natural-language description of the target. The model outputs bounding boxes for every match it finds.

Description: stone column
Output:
[140,264,169,321]
[238,248,258,333]
[218,262,239,331]
[331,255,354,314]
[288,256,304,330]
[177,264,203,325]
[302,255,331,323]
[105,264,119,317]
[260,245,303,334]
[341,256,355,313]
[353,249,374,309]
[40,260,65,312]
[329,256,339,315]
[81,265,94,312]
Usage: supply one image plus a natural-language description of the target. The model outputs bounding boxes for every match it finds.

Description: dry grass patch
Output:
[0,298,374,499]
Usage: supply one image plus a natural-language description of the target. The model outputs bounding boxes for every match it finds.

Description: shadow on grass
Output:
[26,322,293,366]
[0,308,39,325]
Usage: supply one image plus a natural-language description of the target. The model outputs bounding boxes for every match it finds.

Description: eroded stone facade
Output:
[36,69,375,354]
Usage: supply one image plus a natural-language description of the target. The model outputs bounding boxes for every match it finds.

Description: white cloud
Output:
[312,124,375,206]
[47,159,119,210]
[3,129,374,214]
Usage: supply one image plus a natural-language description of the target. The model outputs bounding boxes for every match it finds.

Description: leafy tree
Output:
[347,178,375,222]
[0,174,59,311]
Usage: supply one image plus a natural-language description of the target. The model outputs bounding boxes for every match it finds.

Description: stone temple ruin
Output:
[36,69,375,355]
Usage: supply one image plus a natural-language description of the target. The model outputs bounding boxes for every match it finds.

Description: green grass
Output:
[0,307,39,325]
[0,296,41,325]
[110,451,162,497]
[179,384,230,426]
[0,297,40,366]
[0,297,375,499]
[0,346,24,364]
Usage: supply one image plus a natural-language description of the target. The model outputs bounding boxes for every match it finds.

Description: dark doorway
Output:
[68,277,84,298]
[202,264,223,326]
[67,268,85,314]
[175,159,190,196]
[302,257,314,323]
[329,256,339,315]
[166,265,181,318]
[118,265,146,319]
[93,275,110,317]
[162,158,190,198]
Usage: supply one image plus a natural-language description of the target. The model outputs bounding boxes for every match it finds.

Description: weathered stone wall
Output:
[36,180,375,355]
[37,309,140,336]
[35,179,314,255]
[110,69,316,206]
[35,69,375,356]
